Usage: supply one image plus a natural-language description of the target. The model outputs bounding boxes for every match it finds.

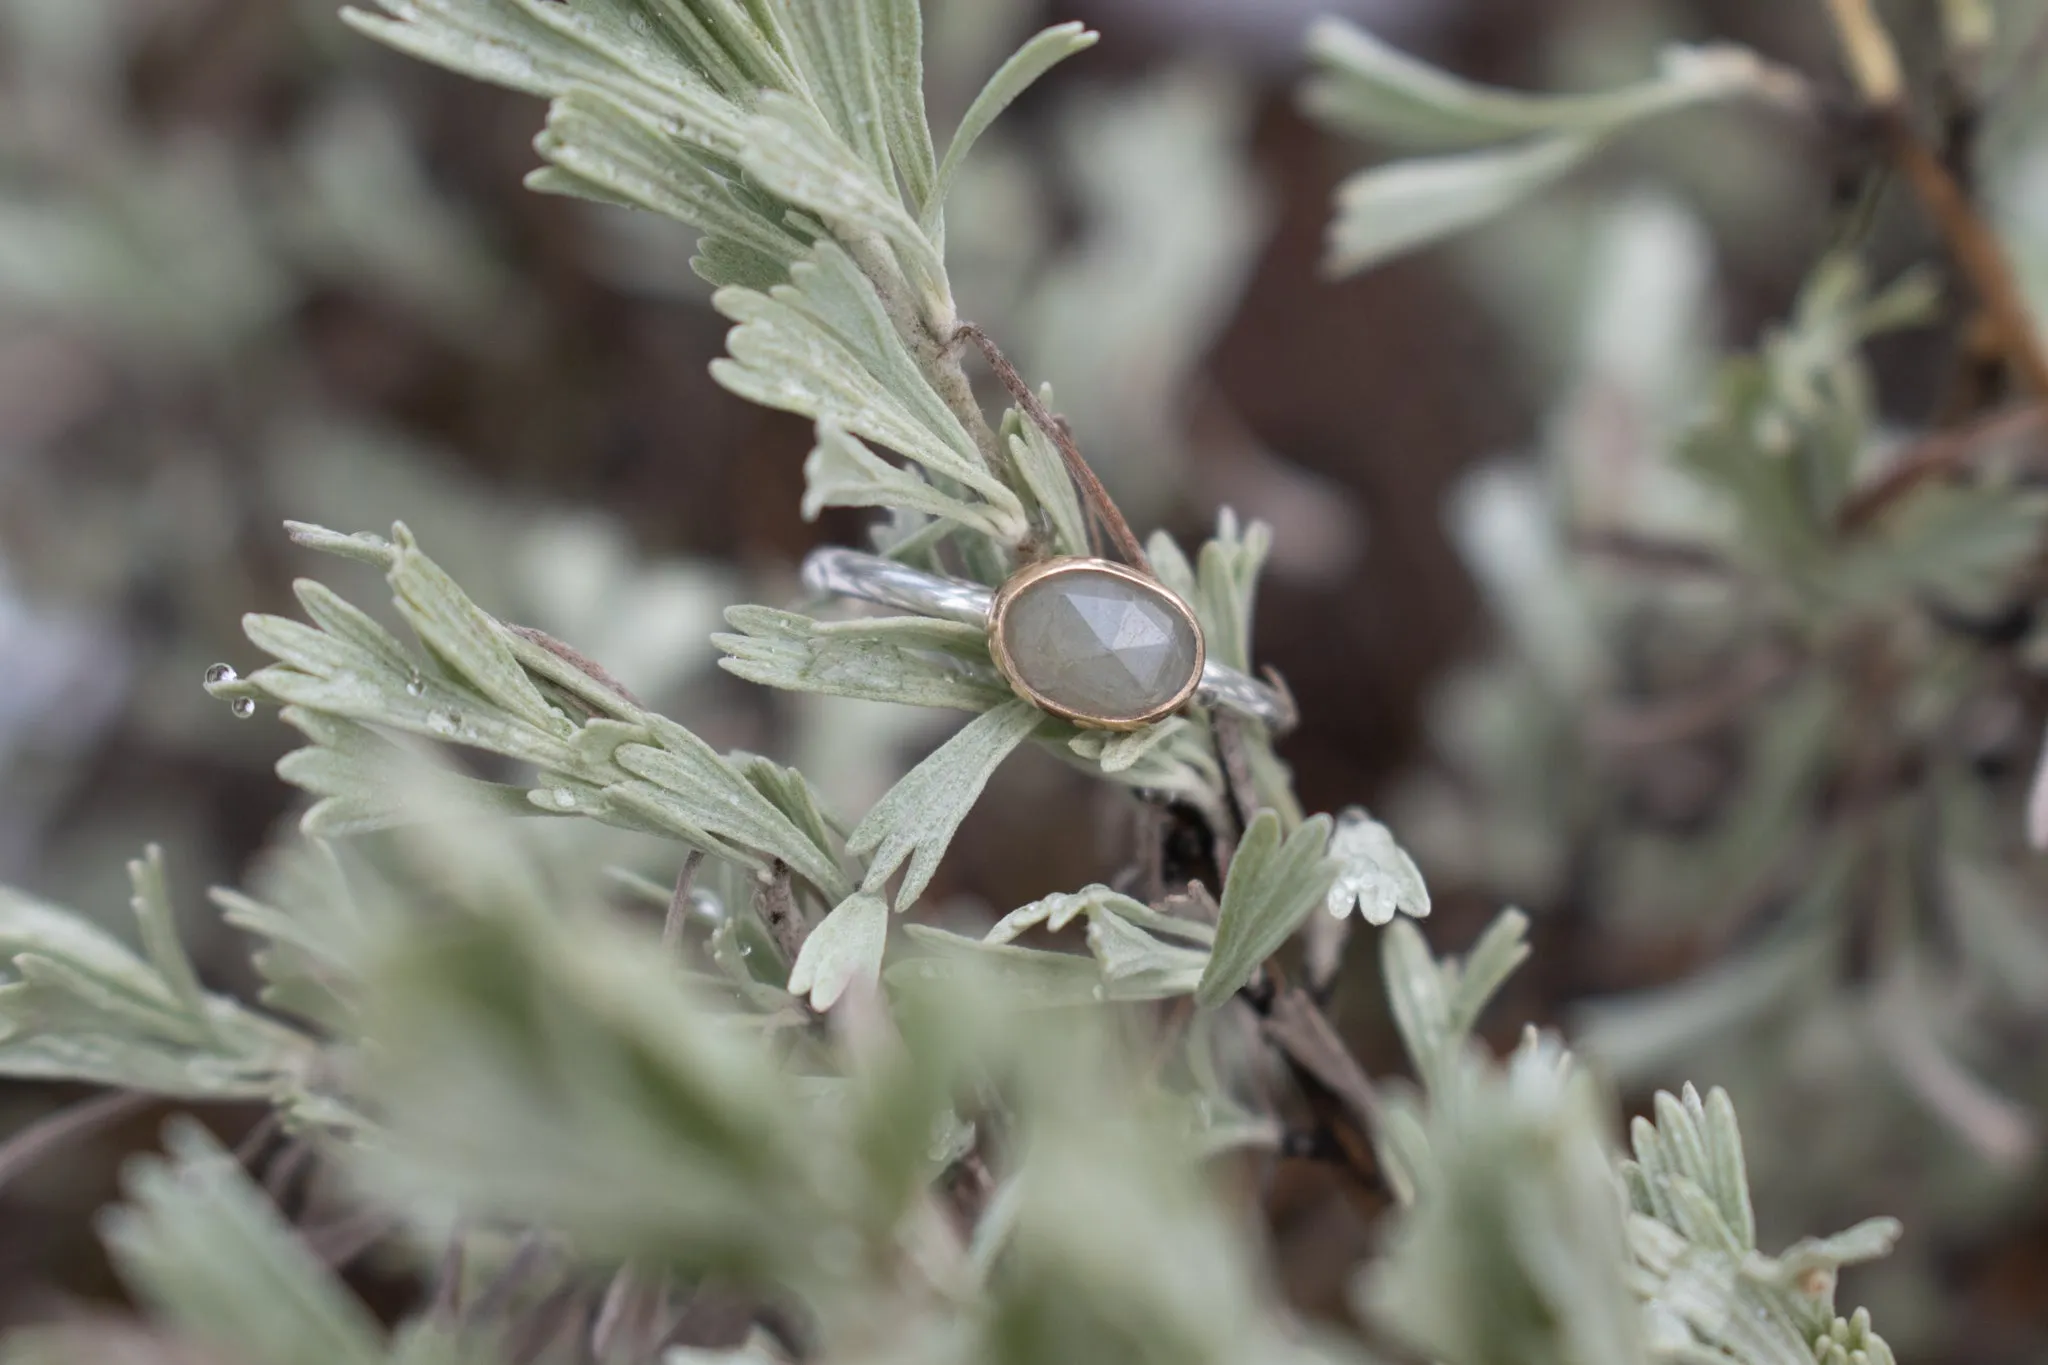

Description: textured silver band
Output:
[800,547,1293,730]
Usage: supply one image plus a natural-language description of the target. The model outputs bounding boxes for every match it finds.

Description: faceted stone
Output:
[997,567,1202,724]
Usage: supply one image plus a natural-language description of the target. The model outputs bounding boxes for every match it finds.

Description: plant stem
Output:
[1822,0,1903,104]
[951,323,1152,571]
[845,233,1007,480]
[1819,0,2048,395]
[1837,403,2048,529]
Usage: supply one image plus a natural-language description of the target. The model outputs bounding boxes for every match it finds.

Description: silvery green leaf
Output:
[1195,811,1338,1009]
[786,890,888,1010]
[290,578,416,676]
[774,1,900,192]
[1358,1026,1642,1365]
[274,708,539,837]
[734,753,847,854]
[1002,399,1090,559]
[351,889,831,1276]
[893,926,1109,1009]
[0,891,201,1043]
[1328,133,1593,277]
[848,699,1045,911]
[387,522,565,734]
[1064,716,1190,776]
[906,913,1205,1007]
[210,840,364,1035]
[1828,484,2048,615]
[101,1121,388,1365]
[248,664,574,772]
[868,0,938,215]
[715,606,1010,712]
[1442,908,1528,1047]
[1303,19,1787,151]
[1324,807,1431,925]
[1373,1094,1433,1206]
[988,884,1215,948]
[1381,917,1452,1080]
[0,882,310,1098]
[802,421,1021,541]
[1188,510,1270,674]
[1084,909,1211,996]
[711,262,1014,517]
[125,847,205,1022]
[925,22,1099,231]
[735,93,945,299]
[530,89,808,266]
[241,607,405,695]
[1625,1085,1900,1364]
[1773,1219,1903,1280]
[774,240,976,463]
[612,727,852,900]
[286,519,396,569]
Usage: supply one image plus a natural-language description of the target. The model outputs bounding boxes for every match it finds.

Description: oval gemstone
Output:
[997,566,1202,725]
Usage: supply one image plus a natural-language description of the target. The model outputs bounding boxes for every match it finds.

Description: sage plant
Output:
[0,4,1918,1363]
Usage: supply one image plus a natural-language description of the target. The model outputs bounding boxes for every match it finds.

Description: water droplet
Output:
[690,890,725,924]
[205,663,238,686]
[550,789,577,810]
[738,943,754,958]
[405,669,425,697]
[427,710,462,737]
[230,698,257,720]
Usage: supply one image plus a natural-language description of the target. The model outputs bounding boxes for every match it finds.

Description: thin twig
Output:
[1819,0,2048,394]
[431,1229,467,1323]
[1837,402,2048,530]
[304,1208,397,1268]
[0,1089,155,1196]
[1261,987,1385,1133]
[755,861,808,967]
[1591,646,1800,750]
[950,323,1151,570]
[1572,528,1739,579]
[469,1230,555,1325]
[1212,713,1264,838]
[662,851,708,954]
[591,1263,671,1363]
[507,1283,591,1365]
[231,1108,283,1168]
[261,1137,315,1207]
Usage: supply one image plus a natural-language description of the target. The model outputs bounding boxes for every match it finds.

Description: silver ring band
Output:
[800,547,1294,731]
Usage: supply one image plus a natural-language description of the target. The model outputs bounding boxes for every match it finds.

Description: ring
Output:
[801,547,1294,732]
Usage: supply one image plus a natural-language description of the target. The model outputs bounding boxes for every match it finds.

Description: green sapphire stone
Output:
[995,564,1203,726]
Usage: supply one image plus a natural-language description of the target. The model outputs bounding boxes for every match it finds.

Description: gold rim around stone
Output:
[986,557,1207,731]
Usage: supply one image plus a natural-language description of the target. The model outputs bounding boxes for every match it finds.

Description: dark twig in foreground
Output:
[0,1089,155,1196]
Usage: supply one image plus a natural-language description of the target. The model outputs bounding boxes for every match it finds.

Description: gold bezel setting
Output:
[986,557,1207,731]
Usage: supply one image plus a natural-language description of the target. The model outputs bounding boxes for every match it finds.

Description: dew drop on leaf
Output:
[205,663,238,686]
[230,698,257,719]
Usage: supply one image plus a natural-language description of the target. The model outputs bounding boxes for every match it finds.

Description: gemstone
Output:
[995,564,1203,725]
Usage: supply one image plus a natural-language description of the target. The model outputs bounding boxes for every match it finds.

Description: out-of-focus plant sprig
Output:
[0,1,1933,1361]
[1310,3,2048,1353]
